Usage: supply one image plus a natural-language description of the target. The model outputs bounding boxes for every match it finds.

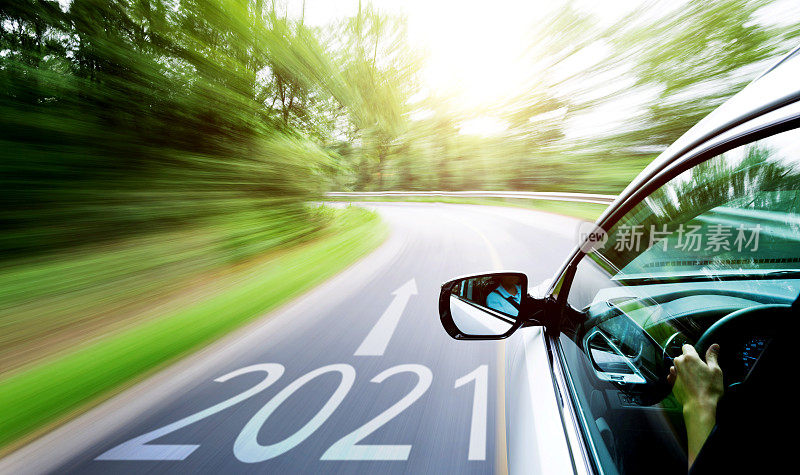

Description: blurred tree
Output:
[0,0,344,257]
[610,0,800,149]
[330,2,418,190]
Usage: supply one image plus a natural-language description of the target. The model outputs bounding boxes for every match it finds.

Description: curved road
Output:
[1,202,583,474]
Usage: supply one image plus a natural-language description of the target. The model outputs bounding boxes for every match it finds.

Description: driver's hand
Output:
[668,343,724,412]
[668,343,724,469]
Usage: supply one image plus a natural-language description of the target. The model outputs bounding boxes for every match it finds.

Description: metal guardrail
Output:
[326,190,617,205]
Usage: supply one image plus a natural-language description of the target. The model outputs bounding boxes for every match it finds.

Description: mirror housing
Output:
[439,272,543,340]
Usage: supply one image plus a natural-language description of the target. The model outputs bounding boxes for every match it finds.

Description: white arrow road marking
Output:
[354,279,417,356]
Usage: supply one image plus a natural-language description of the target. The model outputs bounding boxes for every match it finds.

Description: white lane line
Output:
[354,279,417,356]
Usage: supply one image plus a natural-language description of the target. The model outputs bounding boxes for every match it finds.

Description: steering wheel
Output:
[695,303,791,386]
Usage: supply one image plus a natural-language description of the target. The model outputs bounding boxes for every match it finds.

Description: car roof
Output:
[612,43,800,213]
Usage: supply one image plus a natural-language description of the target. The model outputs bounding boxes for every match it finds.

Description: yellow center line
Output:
[457,219,508,473]
[495,342,509,474]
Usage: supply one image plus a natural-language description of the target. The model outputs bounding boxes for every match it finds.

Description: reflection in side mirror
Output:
[439,272,528,340]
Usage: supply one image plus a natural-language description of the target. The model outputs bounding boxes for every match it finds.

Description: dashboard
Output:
[584,289,790,395]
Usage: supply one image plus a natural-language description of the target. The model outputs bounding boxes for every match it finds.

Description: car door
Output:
[550,122,800,474]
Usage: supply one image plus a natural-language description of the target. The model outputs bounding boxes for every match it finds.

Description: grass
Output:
[0,205,332,373]
[0,206,387,451]
[325,196,609,221]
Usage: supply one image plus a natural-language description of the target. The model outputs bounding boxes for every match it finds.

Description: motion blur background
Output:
[1,0,799,452]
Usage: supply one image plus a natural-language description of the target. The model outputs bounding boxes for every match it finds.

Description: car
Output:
[437,44,800,475]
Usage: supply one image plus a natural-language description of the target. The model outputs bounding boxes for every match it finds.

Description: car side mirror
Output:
[439,272,534,340]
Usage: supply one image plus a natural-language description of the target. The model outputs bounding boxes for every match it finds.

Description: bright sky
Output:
[287,0,642,135]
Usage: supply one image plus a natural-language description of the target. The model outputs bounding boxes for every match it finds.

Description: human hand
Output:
[668,343,723,468]
[668,343,724,413]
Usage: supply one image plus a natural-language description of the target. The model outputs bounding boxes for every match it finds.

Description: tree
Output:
[610,0,800,149]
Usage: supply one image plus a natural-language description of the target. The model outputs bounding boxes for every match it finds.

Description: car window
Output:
[559,127,800,474]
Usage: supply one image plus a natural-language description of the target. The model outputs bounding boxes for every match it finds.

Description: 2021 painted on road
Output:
[95,362,489,463]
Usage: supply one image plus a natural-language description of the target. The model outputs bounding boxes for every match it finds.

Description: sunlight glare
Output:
[404,0,543,110]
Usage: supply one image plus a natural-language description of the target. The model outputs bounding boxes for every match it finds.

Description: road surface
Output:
[1,202,583,474]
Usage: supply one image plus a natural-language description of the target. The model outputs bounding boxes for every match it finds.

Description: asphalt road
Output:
[1,202,582,474]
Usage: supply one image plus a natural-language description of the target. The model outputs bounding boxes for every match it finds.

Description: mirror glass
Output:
[447,273,524,336]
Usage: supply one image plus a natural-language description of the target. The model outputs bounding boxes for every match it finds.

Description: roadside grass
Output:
[325,196,609,221]
[0,205,334,372]
[0,206,386,451]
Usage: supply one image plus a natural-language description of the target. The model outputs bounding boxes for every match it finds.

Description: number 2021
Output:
[96,363,488,463]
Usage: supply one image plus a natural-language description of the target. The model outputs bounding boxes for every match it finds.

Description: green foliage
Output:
[5,1,799,238]
[0,0,342,256]
[327,4,420,190]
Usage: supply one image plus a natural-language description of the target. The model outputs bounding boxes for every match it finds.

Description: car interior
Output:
[454,276,502,308]
[562,287,795,474]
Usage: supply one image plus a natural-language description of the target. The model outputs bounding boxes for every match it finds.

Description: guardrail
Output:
[325,190,618,205]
